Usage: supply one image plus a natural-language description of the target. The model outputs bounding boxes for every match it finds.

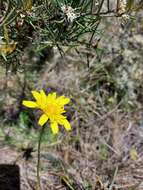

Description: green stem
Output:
[37,126,45,190]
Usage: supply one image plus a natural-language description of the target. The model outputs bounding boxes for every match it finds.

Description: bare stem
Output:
[37,126,45,190]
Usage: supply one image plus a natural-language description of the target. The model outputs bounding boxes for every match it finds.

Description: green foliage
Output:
[0,0,141,71]
[99,143,108,160]
[19,111,31,128]
[127,0,135,11]
[1,121,58,148]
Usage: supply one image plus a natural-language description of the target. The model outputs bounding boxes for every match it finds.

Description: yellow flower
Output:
[0,38,17,55]
[22,90,71,134]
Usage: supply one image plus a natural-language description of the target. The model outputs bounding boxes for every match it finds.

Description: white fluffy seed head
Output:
[61,4,77,22]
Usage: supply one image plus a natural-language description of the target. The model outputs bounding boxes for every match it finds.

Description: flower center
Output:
[44,103,58,116]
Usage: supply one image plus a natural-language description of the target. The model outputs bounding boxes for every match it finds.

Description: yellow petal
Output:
[38,114,48,126]
[47,92,56,102]
[51,92,56,99]
[31,91,41,102]
[22,100,37,108]
[57,96,70,105]
[0,42,16,55]
[40,90,47,105]
[50,122,59,134]
[62,119,71,131]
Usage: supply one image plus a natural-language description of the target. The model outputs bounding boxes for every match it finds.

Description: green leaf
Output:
[127,0,135,11]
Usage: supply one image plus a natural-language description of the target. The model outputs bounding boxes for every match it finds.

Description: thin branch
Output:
[97,0,105,14]
[107,0,110,12]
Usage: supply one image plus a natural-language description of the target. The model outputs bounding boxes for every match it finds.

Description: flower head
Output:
[61,4,77,22]
[0,37,17,55]
[22,90,71,134]
[118,0,127,14]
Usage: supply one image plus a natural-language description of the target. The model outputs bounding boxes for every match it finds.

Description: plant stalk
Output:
[37,126,45,190]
